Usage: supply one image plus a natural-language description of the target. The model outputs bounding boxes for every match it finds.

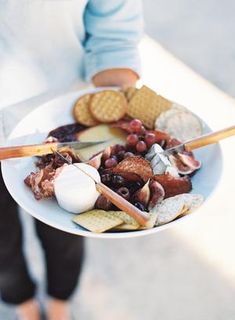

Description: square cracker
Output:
[127,86,172,129]
[110,211,140,227]
[112,223,140,231]
[73,210,123,233]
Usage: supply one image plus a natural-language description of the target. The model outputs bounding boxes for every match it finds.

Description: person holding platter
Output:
[0,1,142,319]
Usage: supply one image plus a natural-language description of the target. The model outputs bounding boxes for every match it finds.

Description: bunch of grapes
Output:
[101,144,135,169]
[101,119,157,169]
[126,119,156,153]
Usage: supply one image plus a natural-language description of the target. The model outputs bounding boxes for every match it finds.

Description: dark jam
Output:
[48,123,86,142]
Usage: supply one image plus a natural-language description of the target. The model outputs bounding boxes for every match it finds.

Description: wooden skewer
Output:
[184,125,235,152]
[95,182,149,226]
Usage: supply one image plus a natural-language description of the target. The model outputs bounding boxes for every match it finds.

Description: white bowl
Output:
[1,88,223,238]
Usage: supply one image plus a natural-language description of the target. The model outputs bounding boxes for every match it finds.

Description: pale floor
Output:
[1,1,235,319]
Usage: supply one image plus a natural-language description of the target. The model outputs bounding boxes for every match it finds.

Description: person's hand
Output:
[92,68,139,88]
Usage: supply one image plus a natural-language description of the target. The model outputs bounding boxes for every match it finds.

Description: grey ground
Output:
[1,1,235,319]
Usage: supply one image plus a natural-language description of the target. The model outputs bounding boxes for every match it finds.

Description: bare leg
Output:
[47,298,70,320]
[16,299,40,320]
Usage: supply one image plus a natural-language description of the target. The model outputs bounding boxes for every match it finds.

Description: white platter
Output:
[1,87,223,238]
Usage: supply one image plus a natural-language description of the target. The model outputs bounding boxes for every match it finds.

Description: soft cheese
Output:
[54,163,100,214]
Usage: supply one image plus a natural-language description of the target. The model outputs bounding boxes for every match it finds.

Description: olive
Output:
[101,173,113,184]
[133,202,146,211]
[111,175,125,186]
[117,187,130,201]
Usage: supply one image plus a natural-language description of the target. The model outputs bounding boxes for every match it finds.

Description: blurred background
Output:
[144,0,235,97]
[1,1,235,319]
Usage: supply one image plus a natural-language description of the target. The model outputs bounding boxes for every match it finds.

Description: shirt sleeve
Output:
[83,0,143,82]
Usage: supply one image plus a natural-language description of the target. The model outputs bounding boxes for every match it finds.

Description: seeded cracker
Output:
[154,196,185,226]
[73,94,99,127]
[127,86,172,129]
[73,210,123,233]
[155,107,203,141]
[171,194,204,214]
[89,90,127,123]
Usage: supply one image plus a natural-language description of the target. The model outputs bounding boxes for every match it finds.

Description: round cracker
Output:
[73,94,99,127]
[155,107,203,141]
[89,90,127,123]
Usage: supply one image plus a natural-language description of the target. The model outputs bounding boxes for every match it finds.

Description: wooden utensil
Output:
[0,140,108,160]
[55,151,149,226]
[165,125,235,154]
[95,183,149,226]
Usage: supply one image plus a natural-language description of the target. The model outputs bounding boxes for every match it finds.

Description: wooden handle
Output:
[96,182,149,226]
[184,125,235,152]
[0,142,59,160]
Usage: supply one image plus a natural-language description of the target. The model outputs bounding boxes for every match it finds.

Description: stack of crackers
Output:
[72,194,203,233]
[73,86,173,129]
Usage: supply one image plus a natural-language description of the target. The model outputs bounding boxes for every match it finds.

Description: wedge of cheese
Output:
[77,124,127,161]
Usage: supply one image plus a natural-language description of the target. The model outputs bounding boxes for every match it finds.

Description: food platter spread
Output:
[1,86,223,238]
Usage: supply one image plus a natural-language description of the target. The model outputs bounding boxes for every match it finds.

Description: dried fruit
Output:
[111,120,133,133]
[133,180,150,206]
[148,180,165,210]
[112,156,153,182]
[153,174,192,198]
[169,153,201,175]
[102,146,112,161]
[95,195,113,210]
[87,152,102,170]
[165,138,182,149]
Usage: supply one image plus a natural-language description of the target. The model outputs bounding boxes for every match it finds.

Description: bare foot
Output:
[16,299,40,320]
[47,298,70,320]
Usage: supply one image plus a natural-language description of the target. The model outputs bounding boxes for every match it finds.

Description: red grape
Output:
[145,132,156,146]
[136,141,147,153]
[139,125,146,134]
[111,144,125,155]
[124,152,134,158]
[105,157,118,168]
[126,133,139,146]
[117,150,126,160]
[129,119,142,133]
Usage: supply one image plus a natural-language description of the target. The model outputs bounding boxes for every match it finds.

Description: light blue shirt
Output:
[0,0,143,107]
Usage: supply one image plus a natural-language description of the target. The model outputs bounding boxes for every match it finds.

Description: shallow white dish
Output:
[1,87,223,238]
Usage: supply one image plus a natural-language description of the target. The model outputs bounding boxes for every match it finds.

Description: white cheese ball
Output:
[54,163,100,214]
